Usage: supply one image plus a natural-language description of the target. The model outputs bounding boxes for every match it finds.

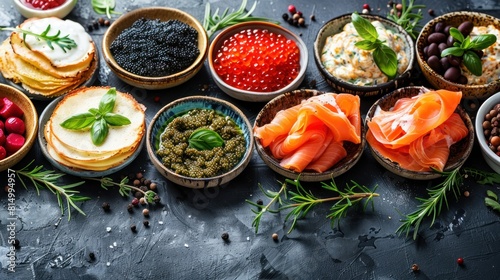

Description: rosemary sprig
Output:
[1,25,77,53]
[12,161,89,221]
[396,167,463,240]
[203,0,280,38]
[386,0,426,39]
[87,176,159,204]
[247,177,379,234]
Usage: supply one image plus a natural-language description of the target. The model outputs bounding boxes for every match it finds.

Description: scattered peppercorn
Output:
[272,233,279,241]
[89,252,96,261]
[135,191,144,199]
[298,18,305,26]
[310,14,316,21]
[130,224,137,232]
[282,13,289,21]
[102,202,111,212]
[411,263,420,272]
[149,182,157,191]
[221,232,229,241]
[104,20,111,26]
[362,8,370,14]
[131,198,140,206]
[153,195,161,204]
[464,190,470,197]
[140,186,149,192]
[127,203,134,213]
[288,4,296,14]
[428,9,435,16]
[98,18,105,25]
[363,3,370,10]
[133,179,141,186]
[92,20,99,29]
[87,25,93,32]
[139,197,147,205]
[136,172,143,179]
[256,199,263,205]
[143,220,150,227]
[142,208,150,217]
[457,257,464,266]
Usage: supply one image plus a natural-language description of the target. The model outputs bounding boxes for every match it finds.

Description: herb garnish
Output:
[247,177,379,234]
[351,12,398,79]
[1,25,77,53]
[188,128,224,151]
[441,28,496,76]
[88,177,160,204]
[13,161,89,221]
[387,0,425,39]
[91,0,120,19]
[203,0,279,38]
[485,190,500,212]
[60,88,131,146]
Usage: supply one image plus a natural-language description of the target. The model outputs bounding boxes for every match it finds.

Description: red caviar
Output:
[213,28,300,92]
[23,0,66,10]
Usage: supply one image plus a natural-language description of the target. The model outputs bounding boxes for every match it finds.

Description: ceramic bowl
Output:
[208,21,308,102]
[13,0,77,18]
[0,83,38,172]
[102,7,208,90]
[416,11,500,99]
[365,86,474,180]
[253,89,364,182]
[313,13,414,97]
[475,92,500,173]
[147,96,254,188]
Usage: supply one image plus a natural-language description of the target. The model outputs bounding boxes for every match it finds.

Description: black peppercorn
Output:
[282,13,289,21]
[89,252,96,261]
[127,204,134,213]
[98,18,105,25]
[143,220,150,227]
[140,185,149,192]
[133,179,141,186]
[256,199,263,205]
[130,224,137,232]
[135,191,144,198]
[221,232,229,241]
[102,202,110,212]
[92,21,99,29]
[153,195,161,204]
[104,20,111,26]
[144,179,152,187]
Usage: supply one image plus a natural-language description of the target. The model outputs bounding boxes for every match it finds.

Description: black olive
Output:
[447,55,462,67]
[446,34,455,47]
[426,43,440,57]
[440,57,450,70]
[443,66,461,82]
[457,75,468,85]
[427,32,447,44]
[427,55,443,73]
[434,22,445,33]
[444,25,452,35]
[438,42,448,53]
[458,21,474,36]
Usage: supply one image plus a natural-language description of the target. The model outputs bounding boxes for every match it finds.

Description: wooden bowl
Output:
[365,86,474,180]
[313,13,414,97]
[0,84,38,172]
[254,89,365,182]
[102,7,208,90]
[416,11,500,99]
[147,96,254,188]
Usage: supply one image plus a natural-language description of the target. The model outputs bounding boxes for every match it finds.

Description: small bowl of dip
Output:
[416,11,500,99]
[13,0,77,18]
[313,13,415,97]
[146,96,254,188]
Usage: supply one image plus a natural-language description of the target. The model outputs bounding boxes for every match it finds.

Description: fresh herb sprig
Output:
[396,167,463,240]
[203,0,279,38]
[485,190,500,212]
[441,28,496,76]
[60,88,131,146]
[13,161,89,221]
[189,128,224,151]
[91,0,120,19]
[247,177,379,234]
[351,12,398,79]
[1,25,77,53]
[88,176,160,204]
[387,0,425,39]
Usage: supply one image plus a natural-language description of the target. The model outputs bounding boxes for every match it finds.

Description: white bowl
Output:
[13,0,77,18]
[476,92,500,173]
[208,21,308,102]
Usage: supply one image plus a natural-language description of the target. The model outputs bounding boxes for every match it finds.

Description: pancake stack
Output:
[0,17,97,98]
[44,87,146,171]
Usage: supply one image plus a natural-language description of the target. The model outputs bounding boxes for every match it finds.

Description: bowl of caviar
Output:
[146,96,254,188]
[102,7,209,90]
[416,11,500,99]
[313,13,415,97]
[208,21,308,102]
[475,92,500,174]
[13,0,77,18]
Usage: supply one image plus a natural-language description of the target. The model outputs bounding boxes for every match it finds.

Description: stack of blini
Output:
[44,87,146,171]
[0,17,97,98]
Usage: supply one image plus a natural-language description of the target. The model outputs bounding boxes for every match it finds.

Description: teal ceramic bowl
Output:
[147,96,254,188]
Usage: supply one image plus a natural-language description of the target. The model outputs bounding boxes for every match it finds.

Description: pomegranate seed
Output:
[288,4,296,14]
[363,4,370,10]
[457,257,464,266]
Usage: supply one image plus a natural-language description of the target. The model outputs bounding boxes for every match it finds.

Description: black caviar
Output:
[110,18,200,77]
[156,109,246,178]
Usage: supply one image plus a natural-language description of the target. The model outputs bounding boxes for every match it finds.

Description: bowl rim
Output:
[313,13,415,93]
[0,83,39,171]
[102,6,209,84]
[416,11,500,96]
[207,21,308,98]
[13,0,76,17]
[146,95,255,187]
[475,92,500,162]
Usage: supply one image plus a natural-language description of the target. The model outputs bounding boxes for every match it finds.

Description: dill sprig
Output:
[87,176,159,204]
[1,25,77,53]
[386,0,426,39]
[247,177,379,234]
[13,161,89,221]
[396,167,463,240]
[203,0,280,38]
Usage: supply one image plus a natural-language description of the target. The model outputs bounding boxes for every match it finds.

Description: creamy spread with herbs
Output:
[462,25,500,85]
[321,21,410,86]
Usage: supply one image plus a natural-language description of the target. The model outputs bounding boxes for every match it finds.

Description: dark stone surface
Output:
[1,0,500,279]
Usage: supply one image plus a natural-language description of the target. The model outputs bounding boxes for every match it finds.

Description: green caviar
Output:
[157,109,246,178]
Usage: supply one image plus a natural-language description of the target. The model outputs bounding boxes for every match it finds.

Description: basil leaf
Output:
[188,128,224,151]
[99,88,116,114]
[91,118,109,146]
[485,197,500,211]
[441,47,464,58]
[461,36,471,49]
[88,108,100,117]
[104,112,131,126]
[487,190,498,201]
[351,13,378,42]
[60,112,95,130]
[373,44,397,78]
[354,39,380,50]
[470,34,497,50]
[449,27,464,43]
[463,50,482,76]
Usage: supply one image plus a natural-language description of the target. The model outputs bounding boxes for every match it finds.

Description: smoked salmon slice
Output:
[366,90,467,172]
[255,93,361,173]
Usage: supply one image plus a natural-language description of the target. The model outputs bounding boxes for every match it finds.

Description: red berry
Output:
[457,257,464,266]
[131,198,140,206]
[0,146,6,160]
[363,4,370,10]
[0,120,4,130]
[0,129,5,146]
[5,117,25,135]
[5,133,25,154]
[288,4,296,14]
